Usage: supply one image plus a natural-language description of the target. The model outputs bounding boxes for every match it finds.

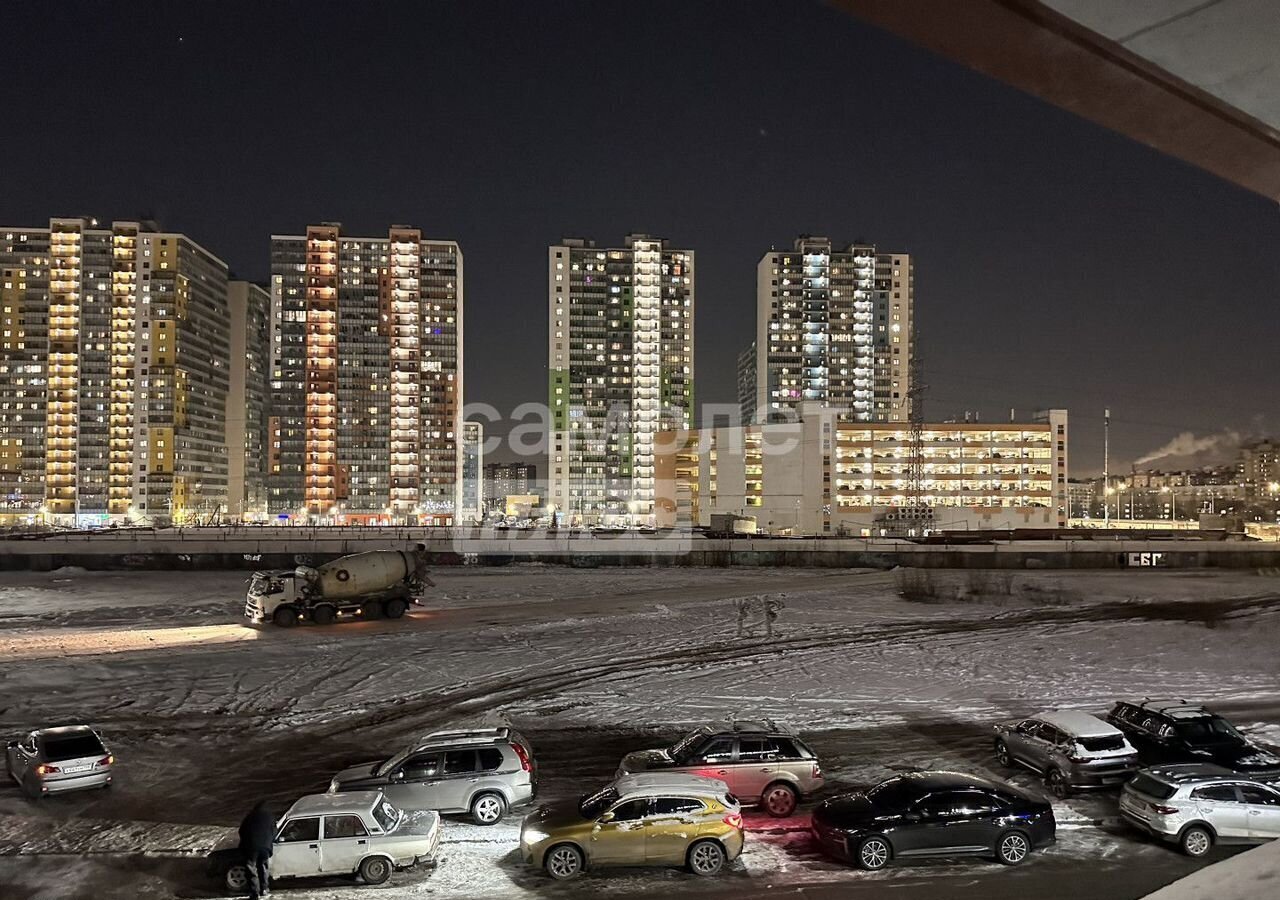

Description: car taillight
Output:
[35,764,60,776]
[98,755,113,767]
[812,763,823,779]
[510,742,533,773]
[1150,803,1178,815]
[723,813,743,830]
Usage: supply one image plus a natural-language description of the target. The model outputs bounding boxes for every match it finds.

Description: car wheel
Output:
[762,782,798,817]
[1180,825,1213,858]
[856,836,891,871]
[272,606,298,627]
[359,855,392,885]
[545,843,584,880]
[995,741,1013,768]
[1046,768,1069,799]
[384,598,408,619]
[687,839,726,876]
[224,864,250,894]
[361,600,383,620]
[996,830,1031,865]
[471,792,506,825]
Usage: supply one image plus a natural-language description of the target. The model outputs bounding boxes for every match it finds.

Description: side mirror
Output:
[904,811,922,822]
[597,812,615,825]
[389,770,405,781]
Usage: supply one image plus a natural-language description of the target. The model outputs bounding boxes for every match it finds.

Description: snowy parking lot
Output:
[1,564,1278,899]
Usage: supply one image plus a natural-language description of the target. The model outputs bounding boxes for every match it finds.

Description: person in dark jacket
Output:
[238,801,275,898]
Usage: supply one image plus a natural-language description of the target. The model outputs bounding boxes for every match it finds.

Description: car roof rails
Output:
[1138,698,1206,716]
[416,726,510,746]
[726,718,793,735]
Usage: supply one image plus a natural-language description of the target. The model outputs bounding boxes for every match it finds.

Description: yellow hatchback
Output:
[520,773,745,880]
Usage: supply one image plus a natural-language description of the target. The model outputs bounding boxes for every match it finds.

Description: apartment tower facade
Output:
[268,225,463,523]
[756,236,913,424]
[1,218,231,524]
[548,235,694,525]
[227,281,271,519]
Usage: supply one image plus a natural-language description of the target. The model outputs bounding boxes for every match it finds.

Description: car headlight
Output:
[521,828,549,844]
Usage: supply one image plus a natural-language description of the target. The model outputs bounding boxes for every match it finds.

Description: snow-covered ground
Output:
[0,565,1278,899]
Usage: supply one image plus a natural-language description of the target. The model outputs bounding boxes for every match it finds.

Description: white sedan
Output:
[223,791,440,891]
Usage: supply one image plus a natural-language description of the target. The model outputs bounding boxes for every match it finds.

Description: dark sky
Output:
[7,1,1278,472]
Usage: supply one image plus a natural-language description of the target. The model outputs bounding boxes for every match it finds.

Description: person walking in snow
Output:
[238,800,275,899]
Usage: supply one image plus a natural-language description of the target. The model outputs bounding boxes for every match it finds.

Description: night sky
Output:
[7,1,1278,472]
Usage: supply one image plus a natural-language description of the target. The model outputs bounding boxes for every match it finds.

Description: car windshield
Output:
[43,734,106,762]
[669,727,711,763]
[373,799,401,832]
[1175,717,1243,745]
[866,778,916,810]
[1079,735,1126,752]
[579,786,619,819]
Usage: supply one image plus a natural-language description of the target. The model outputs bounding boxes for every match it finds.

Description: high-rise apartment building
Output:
[459,421,484,523]
[1,218,230,525]
[755,236,913,424]
[227,281,270,519]
[268,224,463,523]
[548,235,694,525]
[484,461,538,505]
[736,341,756,425]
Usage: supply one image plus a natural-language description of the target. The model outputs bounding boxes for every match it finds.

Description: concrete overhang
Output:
[833,0,1280,201]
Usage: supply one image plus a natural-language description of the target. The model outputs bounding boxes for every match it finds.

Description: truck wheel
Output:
[311,604,336,626]
[361,600,384,620]
[384,598,407,619]
[272,606,298,627]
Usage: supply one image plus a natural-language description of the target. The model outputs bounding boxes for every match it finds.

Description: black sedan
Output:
[811,771,1055,870]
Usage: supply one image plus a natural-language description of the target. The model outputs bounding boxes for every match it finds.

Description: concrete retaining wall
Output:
[2,529,1279,571]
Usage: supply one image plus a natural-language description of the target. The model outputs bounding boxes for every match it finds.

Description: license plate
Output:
[62,765,90,774]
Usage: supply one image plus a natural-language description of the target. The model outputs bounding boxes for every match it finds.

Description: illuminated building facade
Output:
[268,225,463,523]
[0,218,230,524]
[755,236,913,423]
[547,235,694,525]
[658,405,1068,534]
[459,421,484,524]
[227,281,270,519]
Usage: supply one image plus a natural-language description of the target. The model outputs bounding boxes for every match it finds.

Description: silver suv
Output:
[1120,764,1280,857]
[994,710,1138,798]
[617,721,822,817]
[329,727,536,825]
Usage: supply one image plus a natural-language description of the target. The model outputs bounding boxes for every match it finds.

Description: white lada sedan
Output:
[221,791,440,891]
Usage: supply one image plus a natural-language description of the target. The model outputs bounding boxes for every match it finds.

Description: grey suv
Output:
[329,727,536,825]
[617,720,823,817]
[994,710,1138,798]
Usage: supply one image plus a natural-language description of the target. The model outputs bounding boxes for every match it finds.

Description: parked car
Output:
[519,773,743,881]
[217,791,440,891]
[1106,700,1280,775]
[1119,764,1280,857]
[811,771,1056,870]
[616,720,821,817]
[6,725,114,798]
[993,710,1138,797]
[329,727,535,825]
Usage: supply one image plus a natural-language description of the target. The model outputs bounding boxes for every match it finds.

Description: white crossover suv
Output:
[1119,764,1280,857]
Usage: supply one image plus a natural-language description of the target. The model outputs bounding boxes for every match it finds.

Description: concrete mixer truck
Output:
[244,547,434,627]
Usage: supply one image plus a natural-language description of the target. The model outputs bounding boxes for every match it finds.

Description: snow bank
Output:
[1141,839,1280,899]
